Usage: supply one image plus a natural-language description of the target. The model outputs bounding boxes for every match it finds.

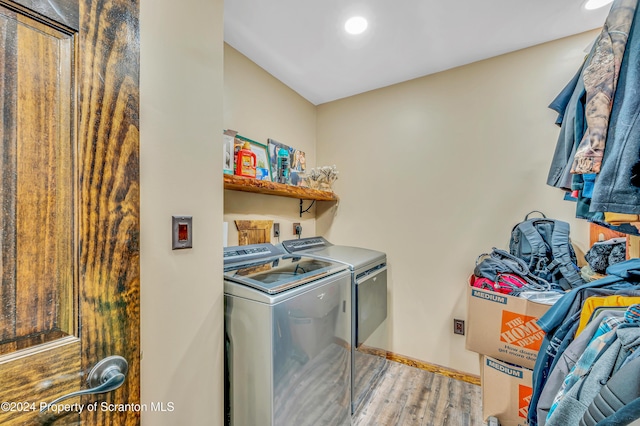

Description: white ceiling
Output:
[224,0,610,105]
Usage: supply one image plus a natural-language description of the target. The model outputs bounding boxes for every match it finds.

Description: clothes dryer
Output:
[282,236,387,413]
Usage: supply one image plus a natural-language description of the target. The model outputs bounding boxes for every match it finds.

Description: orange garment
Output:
[575,295,640,337]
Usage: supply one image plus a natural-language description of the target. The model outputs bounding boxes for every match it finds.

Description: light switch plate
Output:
[172,216,193,249]
[453,319,465,335]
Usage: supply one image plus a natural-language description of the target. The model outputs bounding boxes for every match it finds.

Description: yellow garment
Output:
[576,295,640,337]
[604,212,640,225]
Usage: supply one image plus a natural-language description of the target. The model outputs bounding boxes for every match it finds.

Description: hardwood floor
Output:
[353,355,483,426]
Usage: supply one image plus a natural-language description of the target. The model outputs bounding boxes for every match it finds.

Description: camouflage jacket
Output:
[571,0,637,174]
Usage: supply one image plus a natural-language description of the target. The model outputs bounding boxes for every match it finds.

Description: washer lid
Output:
[282,237,385,270]
[224,255,347,294]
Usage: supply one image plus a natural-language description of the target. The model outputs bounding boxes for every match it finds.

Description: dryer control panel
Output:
[282,236,332,253]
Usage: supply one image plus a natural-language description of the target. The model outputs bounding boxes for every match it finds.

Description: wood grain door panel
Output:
[0,4,81,424]
[0,5,76,357]
[0,0,139,423]
[0,338,81,424]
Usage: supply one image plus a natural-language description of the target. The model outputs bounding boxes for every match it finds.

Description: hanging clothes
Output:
[546,320,640,425]
[536,309,627,425]
[547,0,640,223]
[547,60,588,191]
[549,64,585,127]
[571,0,637,175]
[580,355,640,425]
[590,1,640,214]
[528,258,640,426]
[575,295,640,336]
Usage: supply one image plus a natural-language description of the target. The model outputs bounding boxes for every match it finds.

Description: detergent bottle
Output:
[235,142,257,178]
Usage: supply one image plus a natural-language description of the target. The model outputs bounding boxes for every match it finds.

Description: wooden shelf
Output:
[224,174,339,201]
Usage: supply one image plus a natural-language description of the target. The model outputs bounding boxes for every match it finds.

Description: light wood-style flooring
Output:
[353,354,483,426]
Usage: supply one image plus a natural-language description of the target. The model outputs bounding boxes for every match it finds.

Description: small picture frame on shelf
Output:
[222,130,236,175]
[236,135,272,181]
[290,149,307,187]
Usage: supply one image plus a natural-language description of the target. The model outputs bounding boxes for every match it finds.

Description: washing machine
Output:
[282,236,387,413]
[224,242,352,426]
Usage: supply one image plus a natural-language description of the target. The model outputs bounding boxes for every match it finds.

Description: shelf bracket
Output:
[299,199,316,217]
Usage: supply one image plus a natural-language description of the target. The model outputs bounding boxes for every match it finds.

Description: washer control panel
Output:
[223,243,283,265]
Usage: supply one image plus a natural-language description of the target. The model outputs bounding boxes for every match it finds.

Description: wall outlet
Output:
[293,223,301,235]
[487,416,500,426]
[453,319,465,335]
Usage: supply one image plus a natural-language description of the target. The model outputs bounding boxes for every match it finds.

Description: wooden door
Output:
[0,0,139,424]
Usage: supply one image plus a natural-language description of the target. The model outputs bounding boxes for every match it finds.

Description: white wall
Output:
[316,31,595,374]
[223,45,318,245]
[140,0,224,424]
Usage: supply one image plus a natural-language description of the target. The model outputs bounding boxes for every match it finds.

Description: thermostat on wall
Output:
[172,216,193,249]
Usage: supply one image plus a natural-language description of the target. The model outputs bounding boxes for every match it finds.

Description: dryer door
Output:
[356,266,387,346]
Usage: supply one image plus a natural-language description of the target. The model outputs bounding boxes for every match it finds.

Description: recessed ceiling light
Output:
[345,16,368,35]
[584,0,614,10]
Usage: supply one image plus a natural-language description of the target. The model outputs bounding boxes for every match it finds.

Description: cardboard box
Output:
[466,283,551,369]
[481,355,533,426]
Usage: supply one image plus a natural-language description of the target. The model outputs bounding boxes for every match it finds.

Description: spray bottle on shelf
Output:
[276,147,290,184]
[235,142,257,178]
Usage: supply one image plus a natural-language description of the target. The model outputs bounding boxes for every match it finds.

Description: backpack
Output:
[509,211,584,291]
